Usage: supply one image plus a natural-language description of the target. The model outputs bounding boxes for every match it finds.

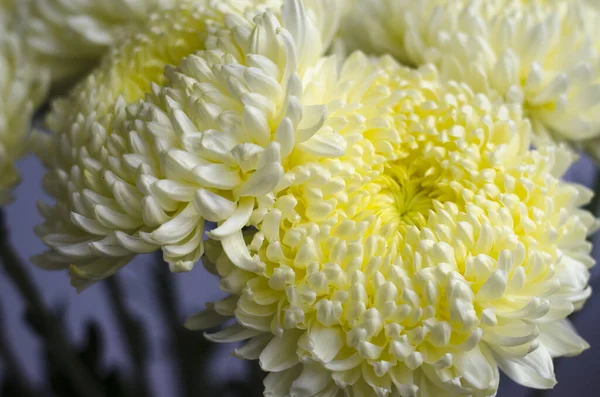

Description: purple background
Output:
[1,154,599,396]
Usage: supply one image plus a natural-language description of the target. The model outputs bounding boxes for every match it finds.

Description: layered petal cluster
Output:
[25,0,178,84]
[187,58,597,396]
[342,0,600,158]
[34,0,342,287]
[0,0,49,204]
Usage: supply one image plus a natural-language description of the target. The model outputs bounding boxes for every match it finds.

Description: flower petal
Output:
[538,320,589,357]
[259,330,302,372]
[264,366,302,397]
[204,324,263,343]
[494,345,557,389]
[207,197,255,240]
[185,309,229,330]
[194,189,237,222]
[220,230,265,273]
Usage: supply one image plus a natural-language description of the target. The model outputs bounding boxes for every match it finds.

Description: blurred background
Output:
[0,153,599,397]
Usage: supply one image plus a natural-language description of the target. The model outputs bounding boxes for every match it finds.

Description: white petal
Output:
[163,149,206,179]
[538,320,589,357]
[259,330,302,372]
[324,353,362,372]
[141,196,170,227]
[52,241,95,258]
[151,203,199,244]
[70,213,111,236]
[204,324,263,343]
[492,50,519,94]
[300,324,343,364]
[264,366,303,397]
[193,130,237,164]
[247,54,281,80]
[244,105,271,147]
[283,87,303,126]
[220,230,265,273]
[94,205,140,230]
[184,309,229,330]
[452,345,498,392]
[494,345,557,389]
[299,128,346,157]
[111,180,143,216]
[170,108,198,137]
[282,0,307,51]
[89,238,132,257]
[231,143,264,173]
[476,270,507,301]
[296,105,326,143]
[275,117,295,158]
[245,67,283,101]
[168,260,195,273]
[290,363,331,397]
[151,179,196,202]
[114,231,158,253]
[207,197,254,240]
[162,224,204,257]
[236,161,284,197]
[192,163,242,190]
[529,74,568,105]
[234,334,274,360]
[194,189,237,222]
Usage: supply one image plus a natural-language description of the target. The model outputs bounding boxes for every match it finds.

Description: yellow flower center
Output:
[378,162,439,230]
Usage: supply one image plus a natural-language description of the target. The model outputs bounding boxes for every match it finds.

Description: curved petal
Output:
[207,197,254,240]
[494,345,557,389]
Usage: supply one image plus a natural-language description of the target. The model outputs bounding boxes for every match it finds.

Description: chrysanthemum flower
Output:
[342,0,600,158]
[25,0,178,84]
[34,0,342,287]
[186,56,597,396]
[0,1,49,204]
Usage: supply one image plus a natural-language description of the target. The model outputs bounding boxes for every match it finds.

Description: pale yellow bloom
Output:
[187,57,596,396]
[342,0,600,159]
[34,0,342,288]
[0,0,49,204]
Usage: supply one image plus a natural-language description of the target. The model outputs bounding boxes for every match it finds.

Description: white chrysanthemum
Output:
[34,0,342,287]
[25,0,180,84]
[0,1,49,204]
[187,57,597,396]
[342,0,600,157]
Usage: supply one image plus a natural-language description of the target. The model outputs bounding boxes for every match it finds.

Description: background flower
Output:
[187,58,597,397]
[341,0,600,161]
[0,0,49,205]
[33,0,341,289]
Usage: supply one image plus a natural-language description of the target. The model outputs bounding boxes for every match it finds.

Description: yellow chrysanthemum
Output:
[0,0,49,204]
[25,0,178,85]
[34,0,341,287]
[187,57,597,396]
[342,0,600,159]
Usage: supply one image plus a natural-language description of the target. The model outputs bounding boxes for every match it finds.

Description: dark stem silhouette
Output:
[0,209,104,397]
